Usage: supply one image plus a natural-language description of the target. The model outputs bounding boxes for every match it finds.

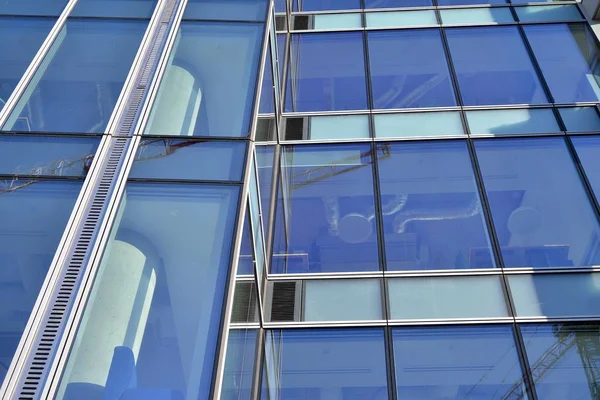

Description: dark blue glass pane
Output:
[184,0,268,22]
[0,180,82,386]
[293,0,360,11]
[365,0,433,7]
[222,330,257,400]
[145,22,264,137]
[259,46,274,114]
[277,33,285,90]
[256,145,274,234]
[238,212,255,275]
[0,0,68,16]
[521,324,600,400]
[130,139,247,181]
[57,183,240,400]
[368,29,456,109]
[4,19,146,134]
[265,328,388,399]
[446,26,548,105]
[275,0,286,12]
[0,17,54,114]
[572,136,600,201]
[475,138,600,268]
[71,0,158,18]
[393,326,528,399]
[438,0,505,4]
[0,135,98,177]
[271,144,380,274]
[524,24,600,103]
[378,141,495,270]
[285,32,367,112]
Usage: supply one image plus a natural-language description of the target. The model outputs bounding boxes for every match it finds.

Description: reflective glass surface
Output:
[58,183,240,400]
[0,0,68,16]
[4,19,146,134]
[366,11,437,28]
[293,0,360,11]
[285,32,367,112]
[560,107,600,132]
[146,22,263,137]
[312,13,362,30]
[222,329,257,400]
[271,144,380,274]
[446,26,547,105]
[368,29,456,109]
[184,0,269,22]
[256,146,275,233]
[438,0,506,4]
[238,210,255,275]
[475,138,600,268]
[572,136,600,200]
[440,7,514,24]
[282,115,370,140]
[393,326,528,399]
[0,180,82,385]
[377,141,495,271]
[365,0,433,7]
[374,112,464,138]
[71,0,158,18]
[515,5,582,22]
[525,24,600,103]
[466,109,560,135]
[259,46,274,114]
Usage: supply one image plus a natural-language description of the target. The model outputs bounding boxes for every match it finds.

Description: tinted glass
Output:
[0,0,68,16]
[446,26,547,106]
[184,0,268,21]
[238,211,255,275]
[145,22,263,137]
[368,29,456,109]
[466,109,560,135]
[374,112,464,138]
[365,0,433,7]
[285,32,367,112]
[275,0,286,12]
[560,107,600,132]
[475,138,600,268]
[57,183,240,400]
[4,19,146,134]
[438,0,506,4]
[271,144,380,274]
[293,0,360,11]
[515,5,582,22]
[259,45,274,114]
[572,136,600,200]
[222,330,257,400]
[256,146,275,233]
[441,8,514,24]
[71,0,158,18]
[366,10,437,28]
[378,141,495,270]
[393,326,528,399]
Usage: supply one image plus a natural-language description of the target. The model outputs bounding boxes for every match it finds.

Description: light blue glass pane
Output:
[378,141,495,271]
[249,157,266,283]
[256,146,274,234]
[304,279,382,321]
[374,112,464,137]
[446,26,548,105]
[0,18,54,114]
[475,138,600,268]
[560,107,600,132]
[368,29,456,109]
[516,5,582,22]
[521,324,600,400]
[145,22,263,137]
[313,13,362,29]
[184,0,268,22]
[467,109,560,135]
[393,326,528,399]
[439,0,506,4]
[130,139,247,181]
[259,45,274,114]
[0,180,82,387]
[510,274,600,317]
[57,183,240,400]
[309,115,369,139]
[71,0,158,18]
[0,0,68,16]
[441,8,514,24]
[366,11,437,28]
[0,135,98,177]
[572,136,600,200]
[525,24,600,103]
[238,211,254,275]
[265,328,389,398]
[272,144,380,273]
[512,0,574,4]
[222,330,257,400]
[293,0,360,11]
[365,0,433,7]
[4,20,146,134]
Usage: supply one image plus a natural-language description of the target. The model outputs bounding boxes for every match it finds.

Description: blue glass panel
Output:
[271,144,380,274]
[467,109,560,135]
[313,13,362,29]
[446,26,548,106]
[0,135,98,177]
[368,29,456,109]
[0,17,54,114]
[238,211,255,275]
[130,139,247,181]
[71,0,158,18]
[524,24,600,103]
[222,330,257,400]
[264,328,388,399]
[374,112,464,138]
[0,180,82,386]
[145,22,264,137]
[256,145,275,233]
[560,108,600,132]
[365,0,433,7]
[285,32,367,112]
[378,141,495,270]
[184,0,268,22]
[521,324,600,400]
[438,0,505,4]
[366,11,437,28]
[475,138,600,268]
[259,45,274,114]
[515,5,582,22]
[293,0,360,11]
[57,183,240,400]
[440,7,514,24]
[275,0,286,12]
[4,19,146,134]
[572,136,600,200]
[393,326,528,399]
[0,0,68,16]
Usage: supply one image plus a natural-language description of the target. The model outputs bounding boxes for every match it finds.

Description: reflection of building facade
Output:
[2,0,600,399]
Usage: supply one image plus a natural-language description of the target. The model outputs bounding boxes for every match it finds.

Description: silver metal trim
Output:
[263,320,388,328]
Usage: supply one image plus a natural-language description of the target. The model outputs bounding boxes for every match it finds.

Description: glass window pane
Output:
[184,0,268,22]
[145,22,264,137]
[282,115,369,140]
[393,326,528,399]
[365,11,437,28]
[3,20,146,134]
[238,211,255,275]
[259,45,274,114]
[304,279,382,321]
[475,138,600,268]
[560,107,600,132]
[572,135,600,200]
[222,330,257,400]
[293,0,360,11]
[520,323,600,400]
[524,24,600,103]
[271,144,380,274]
[264,328,388,399]
[446,26,548,106]
[0,180,82,386]
[57,183,240,400]
[130,139,247,181]
[440,7,514,24]
[377,141,495,271]
[388,275,508,319]
[374,111,464,138]
[510,273,600,318]
[312,13,362,29]
[438,0,506,4]
[256,146,275,233]
[368,29,456,109]
[0,0,68,16]
[516,5,582,22]
[467,109,560,135]
[365,0,433,7]
[71,0,158,18]
[275,0,286,12]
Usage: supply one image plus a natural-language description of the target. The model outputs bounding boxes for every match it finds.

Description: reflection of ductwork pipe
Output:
[394,196,480,233]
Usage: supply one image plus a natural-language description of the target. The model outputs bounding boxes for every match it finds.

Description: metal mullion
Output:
[251,328,266,400]
[384,326,398,400]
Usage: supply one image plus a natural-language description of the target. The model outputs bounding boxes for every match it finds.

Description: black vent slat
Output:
[270,282,296,322]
